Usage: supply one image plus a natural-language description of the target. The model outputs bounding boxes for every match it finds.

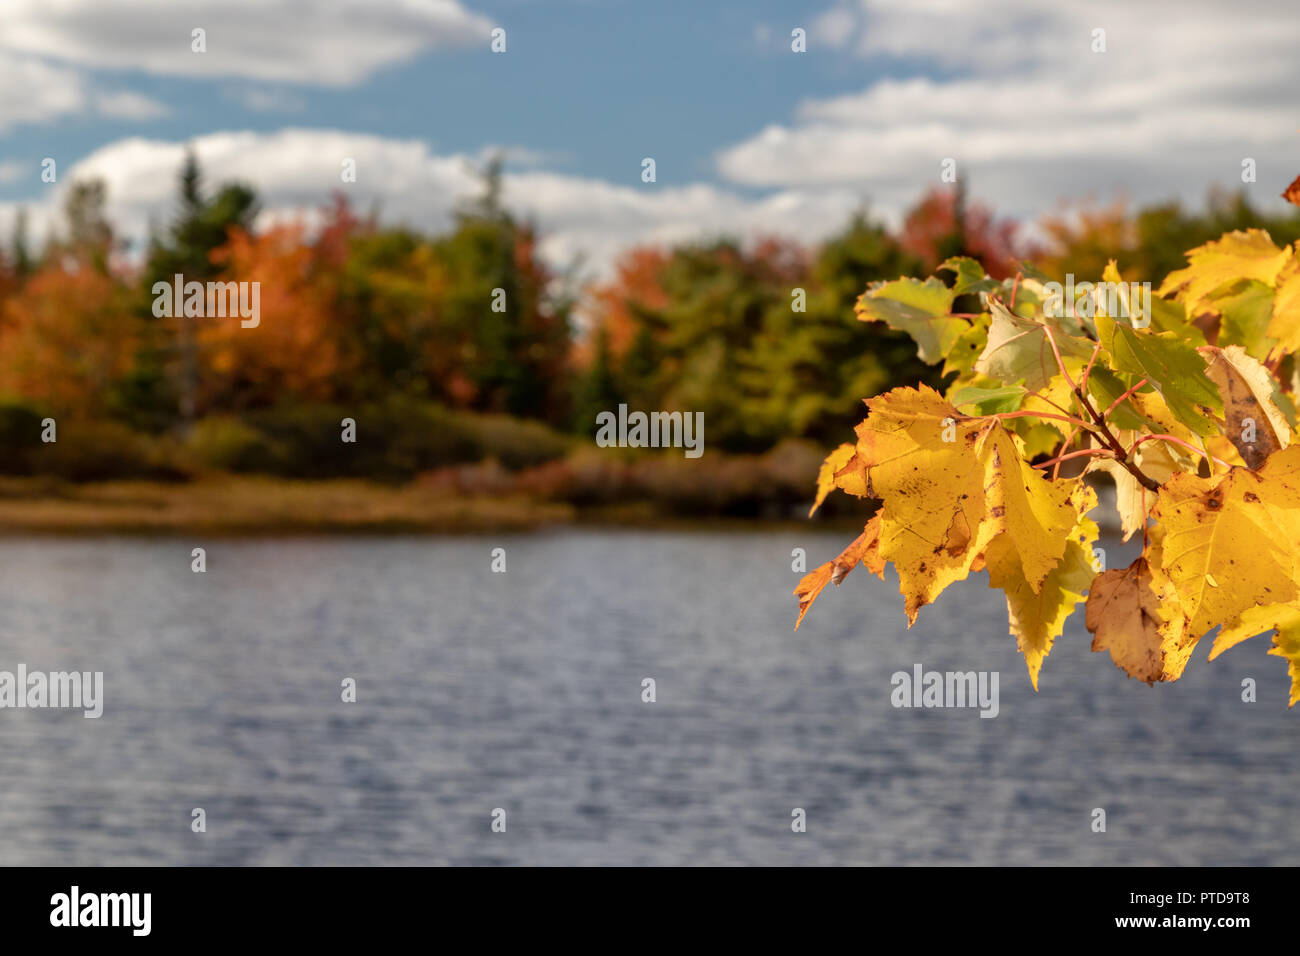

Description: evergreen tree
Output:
[10,208,33,278]
[128,150,261,428]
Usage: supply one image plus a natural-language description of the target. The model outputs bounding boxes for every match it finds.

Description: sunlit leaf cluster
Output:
[797,224,1300,704]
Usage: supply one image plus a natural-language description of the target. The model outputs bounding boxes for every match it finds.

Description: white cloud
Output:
[723,0,1300,220]
[0,52,90,131]
[0,129,869,279]
[0,0,488,130]
[0,51,171,132]
[505,172,861,273]
[0,0,494,86]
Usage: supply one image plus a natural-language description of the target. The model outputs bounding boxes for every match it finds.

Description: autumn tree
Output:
[0,181,138,419]
[899,183,1022,279]
[1039,188,1300,286]
[577,212,938,450]
[429,158,573,425]
[197,222,341,411]
[134,150,261,427]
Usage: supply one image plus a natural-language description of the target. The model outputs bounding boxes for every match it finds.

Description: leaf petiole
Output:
[1102,378,1148,419]
[1128,433,1232,471]
[1033,447,1117,471]
[953,409,1101,434]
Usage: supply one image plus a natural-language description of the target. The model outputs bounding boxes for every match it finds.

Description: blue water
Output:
[0,530,1294,865]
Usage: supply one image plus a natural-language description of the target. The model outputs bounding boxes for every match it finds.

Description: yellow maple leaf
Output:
[1087,456,1148,542]
[1096,259,1153,327]
[810,443,855,516]
[1204,434,1248,470]
[1270,627,1300,707]
[1210,601,1300,658]
[1150,445,1300,637]
[987,483,1099,688]
[977,424,1077,592]
[1158,229,1293,317]
[793,515,885,630]
[854,385,990,623]
[1127,389,1198,454]
[1020,373,1079,441]
[1266,254,1300,358]
[1209,602,1300,706]
[976,300,1091,391]
[852,384,1079,624]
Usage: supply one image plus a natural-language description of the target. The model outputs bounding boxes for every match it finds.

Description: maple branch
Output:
[1067,284,1100,342]
[1061,354,1160,492]
[986,294,1159,490]
[983,410,1099,432]
[1051,423,1084,481]
[1025,392,1070,418]
[1078,341,1102,398]
[1041,325,1078,393]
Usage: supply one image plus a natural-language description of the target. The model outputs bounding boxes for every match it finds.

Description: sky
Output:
[0,0,1297,279]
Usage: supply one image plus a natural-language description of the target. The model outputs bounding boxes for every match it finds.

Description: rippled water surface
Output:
[0,530,1294,865]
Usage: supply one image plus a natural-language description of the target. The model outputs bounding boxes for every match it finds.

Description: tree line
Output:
[0,153,1297,477]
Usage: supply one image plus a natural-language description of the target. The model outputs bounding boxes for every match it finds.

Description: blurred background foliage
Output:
[1,153,1297,517]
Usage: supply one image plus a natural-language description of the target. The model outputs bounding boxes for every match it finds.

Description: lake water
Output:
[0,530,1294,866]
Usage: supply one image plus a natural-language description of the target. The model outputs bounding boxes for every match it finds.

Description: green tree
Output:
[584,214,938,452]
[431,157,572,424]
[129,150,261,428]
[572,327,623,431]
[10,208,34,278]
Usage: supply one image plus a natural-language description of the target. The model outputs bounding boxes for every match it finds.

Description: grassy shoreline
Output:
[0,475,858,535]
[0,476,575,535]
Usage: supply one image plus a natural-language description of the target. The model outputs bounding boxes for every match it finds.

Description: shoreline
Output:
[0,475,1123,537]
[0,476,860,536]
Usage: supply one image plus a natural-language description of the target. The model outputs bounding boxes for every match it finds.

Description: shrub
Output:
[0,401,46,474]
[454,412,571,470]
[35,421,185,481]
[185,417,289,474]
[237,399,568,480]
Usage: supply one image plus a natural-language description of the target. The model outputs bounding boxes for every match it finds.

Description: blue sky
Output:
[1,0,1297,277]
[0,1,882,190]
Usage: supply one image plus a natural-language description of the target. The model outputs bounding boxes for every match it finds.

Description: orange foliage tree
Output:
[0,258,140,419]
